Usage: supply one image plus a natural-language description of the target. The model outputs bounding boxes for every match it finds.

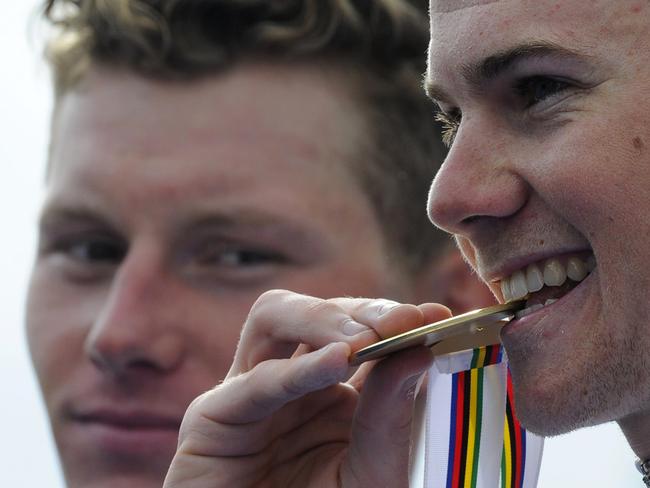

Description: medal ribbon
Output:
[423,345,544,488]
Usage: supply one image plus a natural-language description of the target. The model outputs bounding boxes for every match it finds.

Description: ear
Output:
[412,248,495,314]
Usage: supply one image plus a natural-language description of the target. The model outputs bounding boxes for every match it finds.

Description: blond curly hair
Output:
[45,1,425,91]
[42,0,450,272]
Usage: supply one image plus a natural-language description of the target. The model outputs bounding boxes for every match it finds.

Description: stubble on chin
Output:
[504,322,648,437]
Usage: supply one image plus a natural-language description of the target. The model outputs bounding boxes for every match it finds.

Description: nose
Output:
[84,245,186,378]
[427,118,529,237]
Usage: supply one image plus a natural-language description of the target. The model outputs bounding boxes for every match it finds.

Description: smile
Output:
[499,252,595,319]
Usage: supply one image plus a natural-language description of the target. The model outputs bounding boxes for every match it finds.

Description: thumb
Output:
[341,346,433,487]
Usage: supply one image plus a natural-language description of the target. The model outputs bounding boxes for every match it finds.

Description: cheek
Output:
[525,120,624,234]
[25,271,88,396]
[185,294,258,376]
[264,254,399,300]
[535,112,650,242]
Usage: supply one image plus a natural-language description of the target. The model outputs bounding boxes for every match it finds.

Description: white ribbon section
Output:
[420,348,543,488]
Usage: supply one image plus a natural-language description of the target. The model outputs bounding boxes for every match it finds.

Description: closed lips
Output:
[74,410,182,430]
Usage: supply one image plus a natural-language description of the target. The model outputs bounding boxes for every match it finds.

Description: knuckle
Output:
[246,289,294,331]
[304,297,343,319]
[279,377,305,399]
[250,289,292,315]
[371,299,402,315]
[351,298,401,318]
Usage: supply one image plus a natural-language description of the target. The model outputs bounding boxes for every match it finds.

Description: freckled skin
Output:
[427,0,650,456]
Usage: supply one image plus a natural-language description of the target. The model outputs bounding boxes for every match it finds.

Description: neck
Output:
[618,410,650,460]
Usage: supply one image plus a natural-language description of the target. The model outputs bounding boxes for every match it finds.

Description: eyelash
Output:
[195,246,287,267]
[434,75,574,147]
[46,235,126,264]
[515,75,572,108]
[435,109,461,148]
[45,232,287,267]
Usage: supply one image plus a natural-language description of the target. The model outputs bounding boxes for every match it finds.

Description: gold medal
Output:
[350,300,526,366]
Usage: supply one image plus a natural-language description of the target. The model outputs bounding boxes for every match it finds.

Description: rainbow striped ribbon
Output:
[423,345,543,488]
[501,372,527,488]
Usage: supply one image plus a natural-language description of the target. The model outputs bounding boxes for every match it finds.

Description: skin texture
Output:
[426,0,650,457]
[164,293,449,487]
[28,59,496,487]
[26,62,445,488]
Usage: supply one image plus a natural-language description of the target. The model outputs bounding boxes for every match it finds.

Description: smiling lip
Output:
[501,267,595,338]
[69,407,183,455]
[484,248,592,284]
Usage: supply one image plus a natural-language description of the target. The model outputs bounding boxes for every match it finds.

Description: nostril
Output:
[88,347,163,378]
[128,358,161,371]
[461,215,483,226]
[88,348,125,377]
[88,350,107,371]
[458,214,514,236]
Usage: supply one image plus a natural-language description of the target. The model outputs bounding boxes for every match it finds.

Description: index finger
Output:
[230,290,440,375]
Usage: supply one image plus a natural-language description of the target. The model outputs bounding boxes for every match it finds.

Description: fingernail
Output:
[342,318,371,336]
[316,341,353,359]
[414,373,427,397]
[404,373,423,400]
[311,343,349,386]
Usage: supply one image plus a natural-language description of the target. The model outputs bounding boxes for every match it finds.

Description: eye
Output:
[188,242,290,286]
[39,233,127,282]
[196,248,286,267]
[70,239,125,263]
[56,236,127,264]
[435,108,462,147]
[515,76,571,108]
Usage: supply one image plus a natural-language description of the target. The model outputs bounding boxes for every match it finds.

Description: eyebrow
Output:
[182,211,332,259]
[41,202,321,241]
[425,41,588,103]
[39,203,112,230]
[40,203,330,257]
[187,212,322,242]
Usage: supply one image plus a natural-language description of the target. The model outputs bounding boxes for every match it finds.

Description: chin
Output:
[513,397,594,437]
[56,425,176,488]
[507,357,638,437]
[61,454,170,488]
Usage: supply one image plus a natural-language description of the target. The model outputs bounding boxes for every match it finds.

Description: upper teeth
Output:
[500,254,595,302]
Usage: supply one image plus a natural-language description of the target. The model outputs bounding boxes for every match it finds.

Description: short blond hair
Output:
[43,0,451,272]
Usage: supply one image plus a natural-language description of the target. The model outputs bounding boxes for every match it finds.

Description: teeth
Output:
[566,257,587,282]
[499,253,595,303]
[513,298,563,320]
[543,258,566,287]
[525,263,544,292]
[510,270,529,300]
[515,303,544,319]
[501,278,513,303]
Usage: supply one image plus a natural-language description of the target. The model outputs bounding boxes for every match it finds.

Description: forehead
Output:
[45,63,378,235]
[49,63,367,197]
[427,0,650,90]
